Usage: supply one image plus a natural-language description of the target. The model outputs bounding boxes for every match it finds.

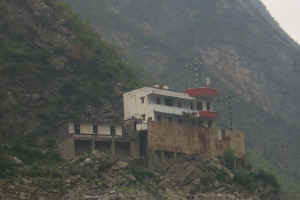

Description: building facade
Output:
[58,85,245,160]
[123,86,218,129]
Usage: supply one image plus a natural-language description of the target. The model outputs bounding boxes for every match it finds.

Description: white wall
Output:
[123,87,216,122]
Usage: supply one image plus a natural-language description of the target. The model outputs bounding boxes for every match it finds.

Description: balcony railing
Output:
[151,104,195,116]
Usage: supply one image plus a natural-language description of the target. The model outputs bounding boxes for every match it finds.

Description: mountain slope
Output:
[0,0,138,141]
[63,0,300,198]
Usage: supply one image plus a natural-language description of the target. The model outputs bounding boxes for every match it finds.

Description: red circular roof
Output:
[185,88,218,97]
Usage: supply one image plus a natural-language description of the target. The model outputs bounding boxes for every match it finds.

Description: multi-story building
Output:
[123,85,218,129]
[58,84,245,160]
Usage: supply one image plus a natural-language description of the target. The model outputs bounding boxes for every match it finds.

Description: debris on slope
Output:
[0,152,280,200]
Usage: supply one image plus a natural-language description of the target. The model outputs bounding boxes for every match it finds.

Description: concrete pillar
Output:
[91,136,95,153]
[174,152,177,160]
[130,140,139,158]
[161,151,166,161]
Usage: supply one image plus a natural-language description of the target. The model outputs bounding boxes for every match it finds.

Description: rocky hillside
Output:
[0,0,138,142]
[63,0,300,198]
[0,152,280,200]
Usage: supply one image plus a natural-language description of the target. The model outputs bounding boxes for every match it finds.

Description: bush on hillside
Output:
[256,169,280,190]
[223,148,237,170]
[0,152,17,178]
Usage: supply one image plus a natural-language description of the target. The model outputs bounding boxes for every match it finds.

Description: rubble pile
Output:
[0,152,279,200]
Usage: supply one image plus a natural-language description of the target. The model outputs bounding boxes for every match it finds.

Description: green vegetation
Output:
[0,0,140,179]
[130,167,155,182]
[0,0,139,142]
[223,148,237,170]
[0,151,17,178]
[233,168,280,194]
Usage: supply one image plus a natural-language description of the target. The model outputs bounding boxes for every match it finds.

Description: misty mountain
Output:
[64,0,300,198]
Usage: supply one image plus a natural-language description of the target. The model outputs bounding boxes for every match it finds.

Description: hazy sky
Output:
[261,0,300,44]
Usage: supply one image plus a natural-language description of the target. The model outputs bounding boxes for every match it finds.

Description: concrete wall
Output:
[147,121,245,158]
[56,124,76,160]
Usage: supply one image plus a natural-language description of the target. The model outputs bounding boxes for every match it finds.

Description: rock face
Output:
[0,153,280,200]
[63,0,300,195]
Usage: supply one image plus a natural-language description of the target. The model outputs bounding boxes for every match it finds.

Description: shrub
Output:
[130,167,154,182]
[223,148,237,170]
[0,152,17,178]
[216,168,229,182]
[234,168,255,191]
[256,169,280,190]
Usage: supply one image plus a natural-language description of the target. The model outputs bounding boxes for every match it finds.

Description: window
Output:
[190,102,194,110]
[168,117,173,123]
[75,124,80,135]
[122,127,128,137]
[140,97,145,104]
[177,101,182,108]
[207,102,211,111]
[156,97,161,104]
[197,102,203,111]
[93,124,98,134]
[110,126,116,136]
[208,120,213,128]
[142,114,146,120]
[156,114,161,121]
[165,98,174,106]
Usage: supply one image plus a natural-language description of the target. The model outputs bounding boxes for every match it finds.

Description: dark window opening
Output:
[142,114,146,120]
[168,117,173,123]
[165,98,174,106]
[141,97,145,104]
[93,124,98,134]
[190,102,194,110]
[75,124,80,135]
[110,126,116,136]
[208,120,213,128]
[122,127,128,137]
[156,97,160,104]
[197,102,203,111]
[178,101,182,108]
[157,114,161,121]
[198,120,204,127]
[207,102,211,111]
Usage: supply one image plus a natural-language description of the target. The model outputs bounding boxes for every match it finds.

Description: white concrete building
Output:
[123,86,218,129]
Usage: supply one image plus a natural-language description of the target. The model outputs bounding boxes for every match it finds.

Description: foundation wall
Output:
[147,121,245,158]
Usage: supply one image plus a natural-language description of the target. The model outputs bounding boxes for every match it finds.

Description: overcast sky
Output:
[261,0,300,44]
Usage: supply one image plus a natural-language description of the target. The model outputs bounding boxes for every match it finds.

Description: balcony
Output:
[185,88,217,97]
[151,104,195,116]
[72,134,132,141]
[199,111,218,119]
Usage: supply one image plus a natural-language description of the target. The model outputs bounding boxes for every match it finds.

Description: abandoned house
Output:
[57,85,245,160]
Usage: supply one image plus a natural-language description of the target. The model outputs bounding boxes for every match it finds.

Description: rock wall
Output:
[148,121,245,158]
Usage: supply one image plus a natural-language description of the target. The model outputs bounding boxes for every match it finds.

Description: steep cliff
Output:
[63,0,300,198]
